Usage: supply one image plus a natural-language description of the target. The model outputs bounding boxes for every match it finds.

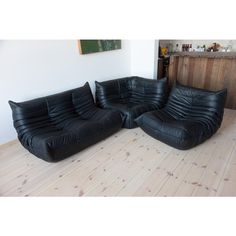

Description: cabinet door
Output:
[157,59,164,79]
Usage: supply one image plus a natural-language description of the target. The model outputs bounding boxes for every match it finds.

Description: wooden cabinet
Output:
[168,52,236,109]
[157,57,170,80]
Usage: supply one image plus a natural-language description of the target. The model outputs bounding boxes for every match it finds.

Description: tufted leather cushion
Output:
[136,82,227,149]
[9,82,123,162]
[95,76,168,128]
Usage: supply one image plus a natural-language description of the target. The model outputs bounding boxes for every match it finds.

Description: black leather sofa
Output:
[9,82,123,162]
[136,82,227,150]
[9,77,227,162]
[95,76,168,128]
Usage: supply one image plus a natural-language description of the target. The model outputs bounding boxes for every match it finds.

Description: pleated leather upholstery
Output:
[95,76,168,128]
[9,82,123,162]
[136,82,227,150]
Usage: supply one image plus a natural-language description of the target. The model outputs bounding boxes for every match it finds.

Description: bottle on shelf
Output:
[189,44,192,52]
[187,44,189,52]
[175,44,179,52]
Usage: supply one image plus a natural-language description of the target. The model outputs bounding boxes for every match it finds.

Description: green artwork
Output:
[79,40,121,54]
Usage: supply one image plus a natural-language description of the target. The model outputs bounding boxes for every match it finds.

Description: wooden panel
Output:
[168,55,236,109]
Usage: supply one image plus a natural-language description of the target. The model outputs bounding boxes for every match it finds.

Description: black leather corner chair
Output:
[136,82,227,150]
[9,82,123,162]
[95,76,168,128]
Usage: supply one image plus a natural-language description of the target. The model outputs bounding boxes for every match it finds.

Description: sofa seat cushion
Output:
[136,110,207,150]
[102,102,157,129]
[87,108,123,133]
[27,129,79,162]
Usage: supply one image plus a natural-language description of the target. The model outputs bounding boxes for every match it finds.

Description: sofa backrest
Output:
[95,76,168,108]
[95,77,130,107]
[72,82,97,118]
[165,81,227,126]
[128,76,167,107]
[9,82,96,137]
[46,89,78,128]
[9,97,49,142]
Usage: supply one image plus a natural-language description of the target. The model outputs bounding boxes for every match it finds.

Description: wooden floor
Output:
[1,109,236,197]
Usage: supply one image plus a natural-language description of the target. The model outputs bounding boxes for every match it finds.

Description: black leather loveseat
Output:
[95,76,168,128]
[9,82,123,162]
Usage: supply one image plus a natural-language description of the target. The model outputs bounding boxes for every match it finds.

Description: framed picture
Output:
[78,40,121,54]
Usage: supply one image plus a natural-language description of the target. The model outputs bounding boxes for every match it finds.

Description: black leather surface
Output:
[9,82,123,162]
[136,82,227,150]
[95,76,168,128]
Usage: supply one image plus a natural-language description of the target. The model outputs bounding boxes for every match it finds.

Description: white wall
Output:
[130,40,158,79]
[0,40,131,144]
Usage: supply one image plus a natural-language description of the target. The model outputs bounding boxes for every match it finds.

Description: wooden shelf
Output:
[171,51,236,59]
